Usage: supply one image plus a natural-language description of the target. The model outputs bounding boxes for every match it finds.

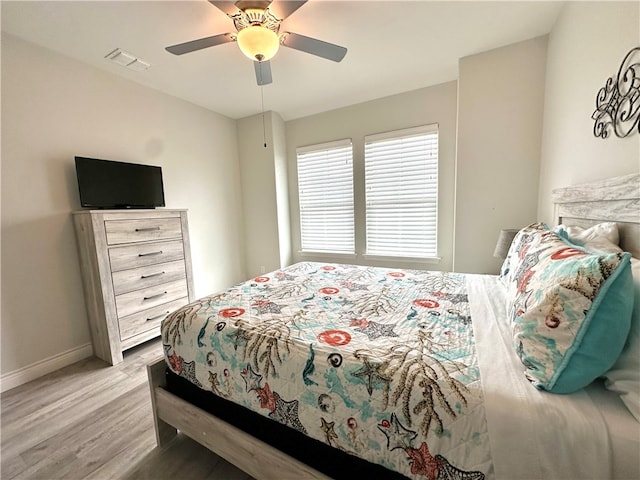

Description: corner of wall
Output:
[270,111,293,268]
[236,112,290,277]
[454,36,548,274]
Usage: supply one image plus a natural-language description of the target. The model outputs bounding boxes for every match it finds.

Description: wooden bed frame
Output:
[146,359,331,479]
[147,172,639,479]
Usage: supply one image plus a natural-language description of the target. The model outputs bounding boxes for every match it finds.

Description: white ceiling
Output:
[1,1,563,121]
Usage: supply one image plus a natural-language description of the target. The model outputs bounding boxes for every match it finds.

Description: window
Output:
[364,125,438,259]
[296,139,354,254]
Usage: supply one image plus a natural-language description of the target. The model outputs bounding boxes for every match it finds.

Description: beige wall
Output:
[538,1,640,224]
[285,82,458,271]
[1,34,246,377]
[237,111,291,277]
[455,36,548,274]
[237,111,288,278]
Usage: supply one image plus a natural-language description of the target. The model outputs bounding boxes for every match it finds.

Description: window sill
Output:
[362,254,441,265]
[298,251,358,260]
[297,251,441,266]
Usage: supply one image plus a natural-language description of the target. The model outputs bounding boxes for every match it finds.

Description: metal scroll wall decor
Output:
[592,46,640,139]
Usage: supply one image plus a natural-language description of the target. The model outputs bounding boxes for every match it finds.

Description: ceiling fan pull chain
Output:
[261,81,267,148]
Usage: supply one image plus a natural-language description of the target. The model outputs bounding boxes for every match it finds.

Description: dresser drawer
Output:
[115,279,188,318]
[112,260,187,296]
[104,218,182,245]
[109,240,184,272]
[119,297,188,341]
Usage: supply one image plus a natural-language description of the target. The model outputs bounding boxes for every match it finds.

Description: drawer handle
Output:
[141,271,165,279]
[143,291,167,301]
[138,250,163,257]
[147,311,170,322]
[135,227,161,232]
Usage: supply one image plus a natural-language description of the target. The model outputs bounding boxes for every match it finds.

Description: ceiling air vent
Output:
[105,48,150,71]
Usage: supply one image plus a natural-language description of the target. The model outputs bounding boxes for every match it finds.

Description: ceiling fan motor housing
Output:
[232,7,281,33]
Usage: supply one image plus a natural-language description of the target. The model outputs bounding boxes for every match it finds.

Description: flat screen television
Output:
[75,156,165,209]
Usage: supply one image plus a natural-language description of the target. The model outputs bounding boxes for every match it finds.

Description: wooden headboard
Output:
[551,173,640,258]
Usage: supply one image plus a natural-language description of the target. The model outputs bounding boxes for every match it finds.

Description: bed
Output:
[147,173,640,480]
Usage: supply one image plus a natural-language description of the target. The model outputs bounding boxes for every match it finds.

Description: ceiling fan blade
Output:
[166,33,234,55]
[208,1,240,16]
[254,61,273,86]
[281,32,347,62]
[268,0,307,20]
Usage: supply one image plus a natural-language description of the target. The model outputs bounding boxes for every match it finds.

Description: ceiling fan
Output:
[166,0,347,86]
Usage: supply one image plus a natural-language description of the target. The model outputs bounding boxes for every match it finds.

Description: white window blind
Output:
[365,125,438,258]
[297,139,354,253]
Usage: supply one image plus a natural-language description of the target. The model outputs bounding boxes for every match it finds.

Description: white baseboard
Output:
[0,343,94,393]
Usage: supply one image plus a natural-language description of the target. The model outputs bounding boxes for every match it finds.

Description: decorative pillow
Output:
[503,223,633,394]
[554,224,639,419]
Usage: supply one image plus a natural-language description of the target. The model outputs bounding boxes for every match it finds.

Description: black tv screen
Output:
[75,157,165,209]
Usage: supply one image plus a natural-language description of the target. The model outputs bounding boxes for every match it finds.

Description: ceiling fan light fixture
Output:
[237,25,279,62]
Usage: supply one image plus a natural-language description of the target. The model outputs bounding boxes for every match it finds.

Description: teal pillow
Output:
[504,223,633,393]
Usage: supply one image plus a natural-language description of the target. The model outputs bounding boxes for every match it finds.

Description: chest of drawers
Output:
[73,209,195,365]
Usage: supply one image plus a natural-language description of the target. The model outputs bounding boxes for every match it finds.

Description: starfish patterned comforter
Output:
[162,262,491,479]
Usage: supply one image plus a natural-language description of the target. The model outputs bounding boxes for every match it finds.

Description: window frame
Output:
[296,138,355,255]
[363,124,439,261]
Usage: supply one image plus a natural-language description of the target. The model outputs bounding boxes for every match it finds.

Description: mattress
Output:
[161,262,635,479]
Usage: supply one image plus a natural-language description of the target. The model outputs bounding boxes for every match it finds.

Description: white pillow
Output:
[554,222,622,254]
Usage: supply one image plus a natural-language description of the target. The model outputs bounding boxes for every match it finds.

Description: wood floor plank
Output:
[1,357,115,415]
[18,385,148,469]
[82,431,156,480]
[2,370,136,460]
[1,339,254,480]
[58,404,152,478]
[0,451,27,480]
[121,435,228,480]
[11,447,79,480]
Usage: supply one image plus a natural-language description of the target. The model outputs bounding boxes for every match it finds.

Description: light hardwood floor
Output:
[1,340,253,480]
